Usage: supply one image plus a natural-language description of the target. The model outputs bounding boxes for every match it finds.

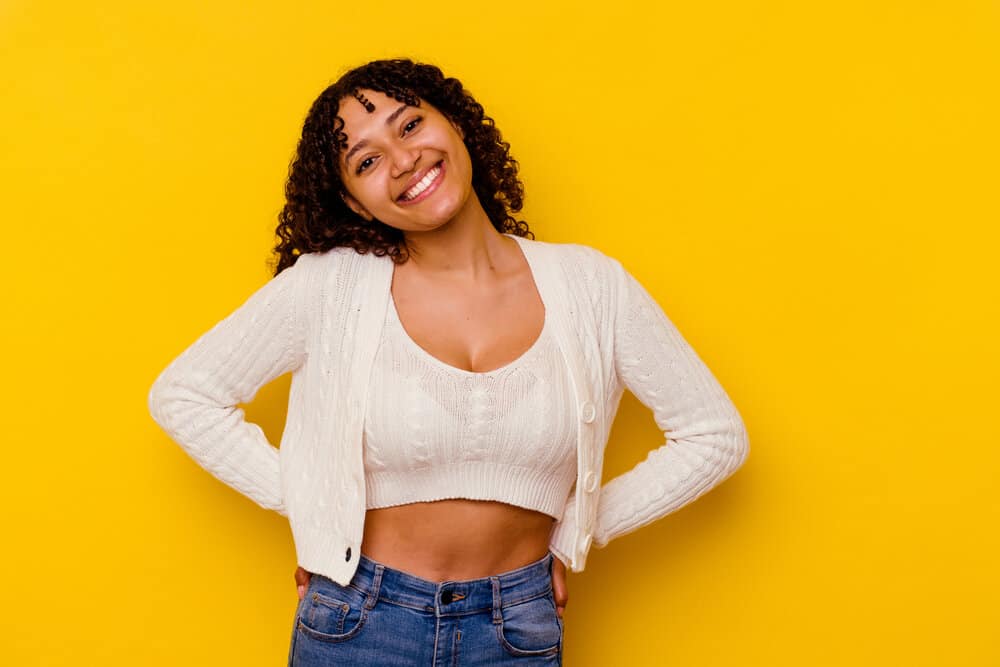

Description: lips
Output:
[397,160,444,204]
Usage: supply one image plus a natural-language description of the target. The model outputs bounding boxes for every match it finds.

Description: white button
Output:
[579,533,593,552]
[583,471,598,492]
[580,401,596,423]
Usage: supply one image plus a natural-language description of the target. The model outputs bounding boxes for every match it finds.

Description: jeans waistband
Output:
[327,550,555,617]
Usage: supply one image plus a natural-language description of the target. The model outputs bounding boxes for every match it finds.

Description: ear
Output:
[341,191,374,221]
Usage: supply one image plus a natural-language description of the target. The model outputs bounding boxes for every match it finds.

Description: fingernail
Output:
[297,585,305,598]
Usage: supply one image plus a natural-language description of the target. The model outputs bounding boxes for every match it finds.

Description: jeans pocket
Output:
[496,589,563,657]
[296,576,370,644]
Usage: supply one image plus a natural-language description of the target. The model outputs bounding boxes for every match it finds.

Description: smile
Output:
[398,161,445,204]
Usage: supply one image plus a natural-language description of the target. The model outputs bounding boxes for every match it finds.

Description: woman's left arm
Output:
[592,259,750,548]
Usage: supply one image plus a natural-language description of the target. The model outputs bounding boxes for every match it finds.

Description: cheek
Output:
[352,179,393,209]
[453,143,474,177]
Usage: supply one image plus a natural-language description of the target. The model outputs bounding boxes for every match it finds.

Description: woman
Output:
[148,58,749,666]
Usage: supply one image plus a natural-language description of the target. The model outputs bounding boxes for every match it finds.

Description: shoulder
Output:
[283,245,383,278]
[516,236,633,323]
[268,247,386,315]
[291,245,364,267]
[517,235,626,282]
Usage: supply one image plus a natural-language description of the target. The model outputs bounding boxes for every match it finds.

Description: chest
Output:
[389,265,546,375]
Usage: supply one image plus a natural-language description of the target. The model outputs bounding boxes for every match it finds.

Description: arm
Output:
[147,258,309,517]
[594,260,749,547]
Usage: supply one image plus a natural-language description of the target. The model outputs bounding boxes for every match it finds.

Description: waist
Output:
[361,499,556,581]
[313,550,556,616]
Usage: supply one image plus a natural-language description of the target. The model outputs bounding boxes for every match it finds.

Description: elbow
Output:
[148,378,171,433]
[727,413,750,474]
[148,373,166,426]
[148,367,184,433]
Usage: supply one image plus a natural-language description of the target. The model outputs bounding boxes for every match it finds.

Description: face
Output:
[336,88,475,233]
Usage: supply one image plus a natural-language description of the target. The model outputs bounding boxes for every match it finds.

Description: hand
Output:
[551,553,568,618]
[295,565,311,601]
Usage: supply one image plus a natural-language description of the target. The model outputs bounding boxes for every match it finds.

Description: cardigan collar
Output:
[356,233,560,346]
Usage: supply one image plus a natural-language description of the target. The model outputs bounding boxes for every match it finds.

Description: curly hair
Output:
[270,58,533,276]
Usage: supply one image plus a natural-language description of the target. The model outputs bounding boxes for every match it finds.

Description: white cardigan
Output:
[148,233,750,585]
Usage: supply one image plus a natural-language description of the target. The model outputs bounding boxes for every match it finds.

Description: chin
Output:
[416,198,466,226]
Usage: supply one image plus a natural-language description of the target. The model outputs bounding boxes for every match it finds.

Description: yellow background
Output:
[2,1,997,664]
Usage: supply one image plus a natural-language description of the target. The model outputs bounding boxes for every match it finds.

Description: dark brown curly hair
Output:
[270,58,533,276]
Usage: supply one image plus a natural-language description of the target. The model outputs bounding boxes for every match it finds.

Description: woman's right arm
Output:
[147,257,310,517]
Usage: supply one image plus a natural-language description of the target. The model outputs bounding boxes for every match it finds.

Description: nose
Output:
[389,145,419,178]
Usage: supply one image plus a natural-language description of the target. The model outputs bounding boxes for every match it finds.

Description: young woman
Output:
[148,58,750,666]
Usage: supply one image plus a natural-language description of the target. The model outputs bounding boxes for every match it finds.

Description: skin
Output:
[293,89,569,618]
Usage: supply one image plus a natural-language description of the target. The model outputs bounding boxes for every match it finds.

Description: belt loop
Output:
[490,576,502,624]
[365,563,384,610]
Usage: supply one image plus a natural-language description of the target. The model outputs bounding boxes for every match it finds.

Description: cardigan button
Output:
[580,401,596,424]
[345,547,352,561]
[583,471,599,493]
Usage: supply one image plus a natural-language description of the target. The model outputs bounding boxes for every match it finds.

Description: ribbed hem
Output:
[366,461,577,520]
[293,523,360,587]
[548,540,572,570]
[548,498,581,571]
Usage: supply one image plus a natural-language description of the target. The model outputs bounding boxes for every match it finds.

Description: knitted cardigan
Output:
[148,233,750,585]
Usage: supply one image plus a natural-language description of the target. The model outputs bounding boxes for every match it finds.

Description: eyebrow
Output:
[343,103,412,167]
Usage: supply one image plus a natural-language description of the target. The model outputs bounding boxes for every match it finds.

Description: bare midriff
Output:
[360,499,556,582]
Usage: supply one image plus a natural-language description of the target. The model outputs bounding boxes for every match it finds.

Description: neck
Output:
[401,198,514,280]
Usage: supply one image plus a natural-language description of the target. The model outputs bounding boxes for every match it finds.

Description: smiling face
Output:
[336,88,477,234]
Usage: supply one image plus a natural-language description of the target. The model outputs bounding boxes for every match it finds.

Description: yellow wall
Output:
[2,1,997,664]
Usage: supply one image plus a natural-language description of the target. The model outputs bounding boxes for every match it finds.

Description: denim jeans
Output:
[288,550,564,665]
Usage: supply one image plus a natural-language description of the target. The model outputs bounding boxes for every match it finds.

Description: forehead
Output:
[336,89,423,131]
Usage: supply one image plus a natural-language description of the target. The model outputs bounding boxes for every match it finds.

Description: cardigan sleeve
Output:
[147,258,309,518]
[592,260,750,548]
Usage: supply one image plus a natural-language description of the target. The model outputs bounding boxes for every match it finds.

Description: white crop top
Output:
[362,295,578,519]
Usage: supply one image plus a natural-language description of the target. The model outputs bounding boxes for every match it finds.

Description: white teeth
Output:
[402,164,441,200]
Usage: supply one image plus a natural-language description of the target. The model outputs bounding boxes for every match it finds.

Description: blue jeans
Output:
[288,550,564,665]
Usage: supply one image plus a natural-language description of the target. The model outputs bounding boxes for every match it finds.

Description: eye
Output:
[356,156,375,175]
[403,117,423,134]
[354,118,422,176]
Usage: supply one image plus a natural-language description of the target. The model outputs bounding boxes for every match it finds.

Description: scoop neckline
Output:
[386,234,549,377]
